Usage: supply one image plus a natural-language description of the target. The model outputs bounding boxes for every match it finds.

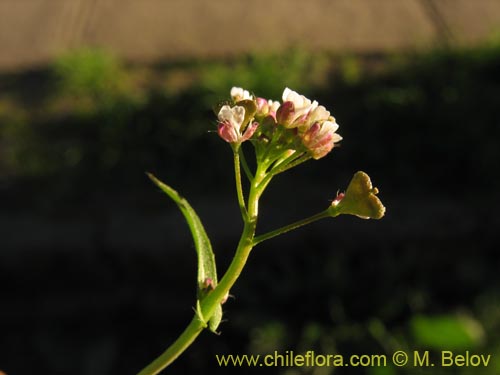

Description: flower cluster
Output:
[217,87,342,160]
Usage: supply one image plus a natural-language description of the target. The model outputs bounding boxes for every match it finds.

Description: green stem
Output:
[256,154,311,195]
[239,147,254,182]
[137,317,204,375]
[233,148,248,220]
[271,153,311,177]
[272,150,302,170]
[253,210,330,246]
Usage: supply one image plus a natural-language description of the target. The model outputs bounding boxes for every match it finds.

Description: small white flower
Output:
[217,105,258,144]
[218,105,245,131]
[280,87,319,127]
[230,87,253,102]
[282,88,313,108]
[283,87,318,112]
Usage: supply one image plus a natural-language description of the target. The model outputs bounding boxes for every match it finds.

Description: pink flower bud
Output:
[276,101,295,126]
[202,278,215,290]
[331,192,345,206]
[256,98,280,120]
[256,97,267,112]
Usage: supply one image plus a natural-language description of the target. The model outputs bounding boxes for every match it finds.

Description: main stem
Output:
[137,161,265,375]
[137,317,204,375]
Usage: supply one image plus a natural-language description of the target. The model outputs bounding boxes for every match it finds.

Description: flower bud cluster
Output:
[216,87,342,160]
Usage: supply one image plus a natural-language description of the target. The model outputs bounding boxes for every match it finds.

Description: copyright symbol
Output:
[392,351,408,367]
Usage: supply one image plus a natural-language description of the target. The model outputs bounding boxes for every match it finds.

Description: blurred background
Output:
[1,1,500,374]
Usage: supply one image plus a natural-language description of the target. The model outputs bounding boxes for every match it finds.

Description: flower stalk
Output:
[232,146,248,219]
[252,210,330,246]
[138,87,386,375]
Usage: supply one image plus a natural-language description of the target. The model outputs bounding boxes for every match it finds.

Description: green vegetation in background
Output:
[411,314,484,350]
[197,48,330,104]
[0,42,499,184]
[52,48,132,106]
[1,44,500,374]
[0,48,330,182]
[2,43,500,189]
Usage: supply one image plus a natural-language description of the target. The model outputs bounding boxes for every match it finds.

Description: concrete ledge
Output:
[1,0,500,70]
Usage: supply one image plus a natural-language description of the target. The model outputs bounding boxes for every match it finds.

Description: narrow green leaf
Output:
[147,173,222,332]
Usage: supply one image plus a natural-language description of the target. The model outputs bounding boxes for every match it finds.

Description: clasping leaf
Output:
[147,173,222,332]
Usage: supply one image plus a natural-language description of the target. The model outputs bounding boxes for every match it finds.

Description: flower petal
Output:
[218,121,239,143]
[231,87,252,101]
[240,121,259,142]
[232,106,246,131]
